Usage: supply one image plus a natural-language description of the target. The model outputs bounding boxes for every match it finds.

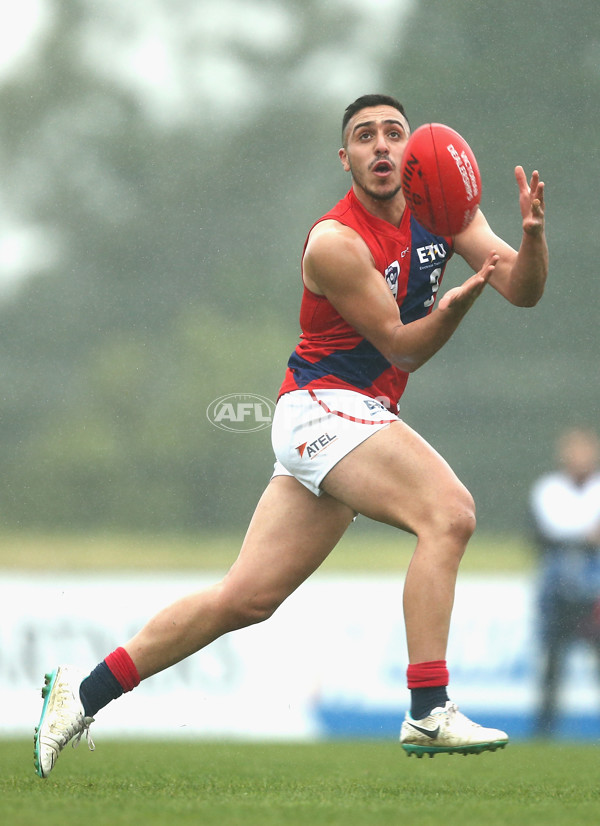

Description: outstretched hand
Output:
[437,252,499,315]
[515,166,545,237]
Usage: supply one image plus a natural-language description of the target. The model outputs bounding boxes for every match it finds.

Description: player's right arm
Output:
[303,220,498,373]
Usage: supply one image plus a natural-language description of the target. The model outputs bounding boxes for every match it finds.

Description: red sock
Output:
[406,660,449,689]
[407,660,450,719]
[104,647,141,693]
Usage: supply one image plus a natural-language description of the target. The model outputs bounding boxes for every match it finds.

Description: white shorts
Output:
[271,389,399,496]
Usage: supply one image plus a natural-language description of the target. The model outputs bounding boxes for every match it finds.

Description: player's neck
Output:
[352,184,406,227]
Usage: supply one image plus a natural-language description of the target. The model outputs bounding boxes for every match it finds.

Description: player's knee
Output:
[448,487,477,543]
[424,484,476,547]
[237,594,280,627]
[216,584,280,631]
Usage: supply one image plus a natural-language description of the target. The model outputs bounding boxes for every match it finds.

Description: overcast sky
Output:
[0,0,416,289]
[1,0,415,121]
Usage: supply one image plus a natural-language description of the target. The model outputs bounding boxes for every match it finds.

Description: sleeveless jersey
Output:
[278,188,453,414]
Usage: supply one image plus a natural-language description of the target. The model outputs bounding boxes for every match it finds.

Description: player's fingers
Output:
[481,252,499,277]
[529,170,540,191]
[535,180,545,206]
[514,165,527,189]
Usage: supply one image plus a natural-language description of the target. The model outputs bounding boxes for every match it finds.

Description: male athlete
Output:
[34,94,547,775]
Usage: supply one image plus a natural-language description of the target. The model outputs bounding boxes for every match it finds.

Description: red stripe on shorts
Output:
[308,389,397,426]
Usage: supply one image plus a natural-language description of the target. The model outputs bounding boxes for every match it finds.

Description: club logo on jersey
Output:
[385,260,400,297]
[296,432,338,459]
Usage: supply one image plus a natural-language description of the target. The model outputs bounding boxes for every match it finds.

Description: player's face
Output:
[339,106,410,202]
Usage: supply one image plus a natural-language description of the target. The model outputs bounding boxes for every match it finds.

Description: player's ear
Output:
[339,147,350,172]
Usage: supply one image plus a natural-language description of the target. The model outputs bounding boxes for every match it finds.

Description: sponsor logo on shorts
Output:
[206,393,275,432]
[363,398,387,416]
[296,432,338,459]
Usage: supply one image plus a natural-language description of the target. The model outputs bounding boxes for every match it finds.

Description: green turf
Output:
[0,529,534,573]
[2,739,599,826]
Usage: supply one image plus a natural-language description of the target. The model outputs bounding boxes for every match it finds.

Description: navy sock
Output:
[79,661,124,717]
[410,685,449,720]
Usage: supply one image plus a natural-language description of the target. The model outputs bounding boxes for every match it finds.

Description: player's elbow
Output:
[518,296,542,308]
[383,323,436,372]
[401,361,423,374]
[509,284,546,308]
[389,352,429,373]
[505,266,547,307]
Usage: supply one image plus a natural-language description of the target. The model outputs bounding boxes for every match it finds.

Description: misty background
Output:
[0,0,597,536]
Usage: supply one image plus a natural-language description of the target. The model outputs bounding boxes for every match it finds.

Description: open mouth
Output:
[372,159,394,176]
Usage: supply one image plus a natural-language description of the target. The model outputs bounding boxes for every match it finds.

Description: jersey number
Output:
[423,268,442,308]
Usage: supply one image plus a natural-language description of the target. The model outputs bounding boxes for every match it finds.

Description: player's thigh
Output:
[320,420,474,535]
[221,475,355,611]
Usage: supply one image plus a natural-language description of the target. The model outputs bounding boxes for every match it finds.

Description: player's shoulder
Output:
[305,219,369,261]
[302,219,375,295]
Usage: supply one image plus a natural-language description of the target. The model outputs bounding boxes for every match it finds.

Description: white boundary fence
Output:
[2,572,600,739]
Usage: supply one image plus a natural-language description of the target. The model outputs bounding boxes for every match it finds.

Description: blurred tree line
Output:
[0,0,597,534]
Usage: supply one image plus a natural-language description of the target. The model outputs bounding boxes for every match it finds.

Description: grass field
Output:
[0,528,535,573]
[2,739,599,826]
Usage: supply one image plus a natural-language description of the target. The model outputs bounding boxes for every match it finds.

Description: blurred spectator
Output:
[530,426,600,736]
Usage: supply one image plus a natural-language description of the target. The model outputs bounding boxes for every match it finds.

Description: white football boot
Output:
[400,701,508,757]
[34,665,95,778]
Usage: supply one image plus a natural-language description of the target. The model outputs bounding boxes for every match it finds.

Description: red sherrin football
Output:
[401,123,482,236]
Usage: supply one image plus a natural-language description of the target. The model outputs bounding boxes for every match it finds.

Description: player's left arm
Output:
[453,166,548,307]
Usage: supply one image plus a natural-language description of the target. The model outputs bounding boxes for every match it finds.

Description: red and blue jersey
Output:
[278,188,453,414]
